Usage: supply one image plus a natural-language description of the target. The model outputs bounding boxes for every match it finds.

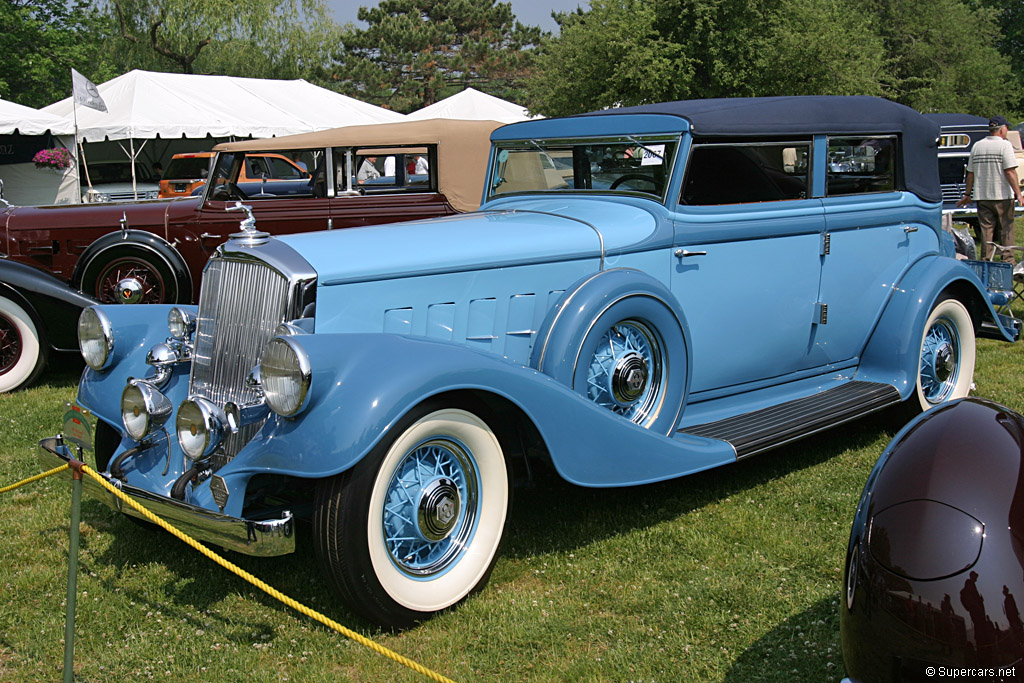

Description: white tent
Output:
[42,69,406,142]
[0,98,74,136]
[406,88,538,123]
[0,98,78,205]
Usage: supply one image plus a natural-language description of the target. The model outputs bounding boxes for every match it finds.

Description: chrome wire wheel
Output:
[584,318,664,425]
[381,436,479,578]
[314,404,509,627]
[95,256,166,304]
[920,317,960,405]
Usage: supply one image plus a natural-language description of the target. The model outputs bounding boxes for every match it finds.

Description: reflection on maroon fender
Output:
[841,398,1024,682]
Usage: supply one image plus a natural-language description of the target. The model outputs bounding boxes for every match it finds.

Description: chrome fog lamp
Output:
[121,380,173,441]
[260,336,312,417]
[167,307,196,340]
[176,397,225,461]
[78,306,114,371]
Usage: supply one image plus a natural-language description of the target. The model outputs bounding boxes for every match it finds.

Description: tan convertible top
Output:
[214,119,503,212]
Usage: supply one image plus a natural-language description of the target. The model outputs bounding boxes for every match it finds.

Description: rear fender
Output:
[857,256,1009,398]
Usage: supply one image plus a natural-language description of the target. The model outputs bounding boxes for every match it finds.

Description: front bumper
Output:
[38,436,295,557]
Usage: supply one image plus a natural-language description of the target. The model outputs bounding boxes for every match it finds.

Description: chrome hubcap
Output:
[116,277,144,304]
[611,352,649,404]
[934,343,954,383]
[417,477,461,542]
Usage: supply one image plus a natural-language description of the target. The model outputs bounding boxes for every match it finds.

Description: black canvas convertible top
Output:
[581,96,942,203]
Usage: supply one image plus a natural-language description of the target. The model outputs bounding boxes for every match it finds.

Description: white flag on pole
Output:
[71,68,107,113]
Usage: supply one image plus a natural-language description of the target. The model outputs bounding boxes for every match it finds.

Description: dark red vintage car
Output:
[0,119,500,304]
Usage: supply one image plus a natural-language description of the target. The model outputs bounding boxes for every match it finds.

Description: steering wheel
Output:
[211,182,248,201]
[609,173,663,194]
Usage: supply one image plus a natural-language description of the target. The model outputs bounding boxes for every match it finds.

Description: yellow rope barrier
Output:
[0,463,69,494]
[78,465,456,683]
[0,462,456,683]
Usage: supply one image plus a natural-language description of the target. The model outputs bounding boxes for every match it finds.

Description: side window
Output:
[350,146,437,193]
[681,142,810,206]
[825,136,896,196]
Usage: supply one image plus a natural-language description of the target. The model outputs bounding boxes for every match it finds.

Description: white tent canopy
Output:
[0,98,78,205]
[42,70,406,142]
[0,97,74,136]
[406,88,538,123]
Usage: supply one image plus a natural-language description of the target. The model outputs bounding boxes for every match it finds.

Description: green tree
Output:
[964,0,1024,115]
[525,0,884,117]
[868,0,1013,115]
[0,0,116,108]
[524,0,1014,117]
[329,0,545,113]
[109,0,344,82]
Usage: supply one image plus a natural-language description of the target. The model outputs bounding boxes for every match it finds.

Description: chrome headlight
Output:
[260,336,311,417]
[168,307,196,340]
[121,380,172,441]
[78,307,114,371]
[175,398,225,461]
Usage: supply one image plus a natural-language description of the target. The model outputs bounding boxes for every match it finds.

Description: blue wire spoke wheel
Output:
[381,436,480,577]
[314,404,509,627]
[584,319,664,424]
[914,298,975,411]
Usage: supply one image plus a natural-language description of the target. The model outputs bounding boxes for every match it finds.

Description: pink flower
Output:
[33,147,73,169]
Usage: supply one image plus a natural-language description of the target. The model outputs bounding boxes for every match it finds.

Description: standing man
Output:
[957,115,1024,261]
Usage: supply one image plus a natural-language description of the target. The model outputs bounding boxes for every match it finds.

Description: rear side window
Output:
[825,136,897,196]
[681,141,810,205]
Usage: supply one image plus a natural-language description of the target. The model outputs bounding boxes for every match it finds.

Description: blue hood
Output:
[277,197,660,287]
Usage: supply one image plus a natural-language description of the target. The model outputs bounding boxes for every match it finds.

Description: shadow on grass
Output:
[501,407,905,561]
[66,407,906,638]
[724,594,845,682]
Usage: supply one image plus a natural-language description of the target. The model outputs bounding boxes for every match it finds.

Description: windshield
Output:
[488,137,678,201]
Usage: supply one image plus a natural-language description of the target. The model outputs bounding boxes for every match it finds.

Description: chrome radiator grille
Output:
[189,256,291,462]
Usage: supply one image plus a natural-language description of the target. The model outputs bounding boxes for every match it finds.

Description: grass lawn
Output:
[2,221,1023,682]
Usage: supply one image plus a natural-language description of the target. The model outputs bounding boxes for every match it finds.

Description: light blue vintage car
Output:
[40,96,1019,627]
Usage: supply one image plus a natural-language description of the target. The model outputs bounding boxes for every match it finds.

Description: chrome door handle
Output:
[675,249,707,258]
[904,225,919,234]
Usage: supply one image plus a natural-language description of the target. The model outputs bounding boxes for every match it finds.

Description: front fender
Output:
[75,304,181,427]
[0,260,97,351]
[223,333,734,487]
[70,229,192,298]
[857,256,1011,398]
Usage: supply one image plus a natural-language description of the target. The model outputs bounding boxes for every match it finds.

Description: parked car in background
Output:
[158,152,312,199]
[39,96,1019,627]
[841,398,1024,682]
[81,160,160,202]
[1,119,502,304]
[0,258,93,392]
[925,113,990,215]
[927,113,1024,227]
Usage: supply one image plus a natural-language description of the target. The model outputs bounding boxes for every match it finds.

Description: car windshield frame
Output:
[487,135,681,204]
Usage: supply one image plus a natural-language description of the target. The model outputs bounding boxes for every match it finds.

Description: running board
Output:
[678,381,902,458]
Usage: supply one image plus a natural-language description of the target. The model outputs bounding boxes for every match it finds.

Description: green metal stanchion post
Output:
[63,454,83,683]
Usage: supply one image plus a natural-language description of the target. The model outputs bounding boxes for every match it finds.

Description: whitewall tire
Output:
[0,296,44,393]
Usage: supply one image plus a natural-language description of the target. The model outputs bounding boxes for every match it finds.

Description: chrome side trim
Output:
[38,437,295,557]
